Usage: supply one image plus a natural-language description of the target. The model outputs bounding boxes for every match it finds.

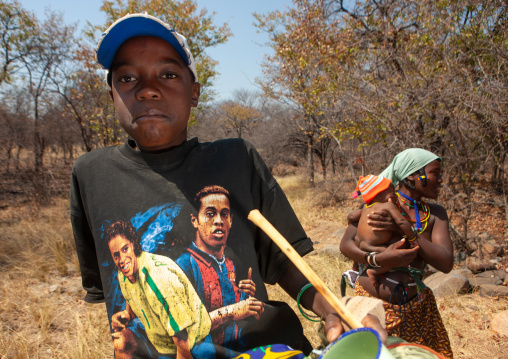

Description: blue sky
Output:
[18,0,290,101]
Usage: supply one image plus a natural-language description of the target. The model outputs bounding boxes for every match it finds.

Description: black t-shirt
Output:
[70,138,313,358]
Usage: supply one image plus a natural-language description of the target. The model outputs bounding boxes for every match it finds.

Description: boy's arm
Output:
[71,213,104,303]
[173,329,192,359]
[414,205,454,273]
[277,262,387,343]
[70,170,104,303]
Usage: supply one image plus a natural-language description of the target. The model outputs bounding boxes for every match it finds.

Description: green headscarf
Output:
[379,148,440,187]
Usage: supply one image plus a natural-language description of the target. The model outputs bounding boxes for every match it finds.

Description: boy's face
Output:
[108,234,138,283]
[109,36,200,152]
[377,183,397,203]
[191,193,232,256]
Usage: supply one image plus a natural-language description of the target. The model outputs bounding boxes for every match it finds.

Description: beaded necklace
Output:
[365,202,378,208]
[396,191,430,233]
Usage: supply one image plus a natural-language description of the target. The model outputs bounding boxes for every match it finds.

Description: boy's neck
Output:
[130,139,187,154]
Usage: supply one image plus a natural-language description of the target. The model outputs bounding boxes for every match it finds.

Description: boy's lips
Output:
[120,262,130,271]
[134,109,169,121]
[212,228,225,238]
[134,114,168,122]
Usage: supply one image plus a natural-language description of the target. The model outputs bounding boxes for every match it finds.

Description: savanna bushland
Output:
[1,0,507,358]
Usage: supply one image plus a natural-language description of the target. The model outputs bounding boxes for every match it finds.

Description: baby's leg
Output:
[366,269,380,288]
[352,261,359,271]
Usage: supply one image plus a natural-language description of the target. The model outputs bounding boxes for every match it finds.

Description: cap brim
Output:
[96,15,189,71]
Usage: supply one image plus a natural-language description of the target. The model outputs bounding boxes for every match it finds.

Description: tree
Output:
[256,0,507,239]
[216,90,261,138]
[0,89,30,173]
[0,0,36,85]
[53,45,119,152]
[255,0,345,184]
[19,10,77,172]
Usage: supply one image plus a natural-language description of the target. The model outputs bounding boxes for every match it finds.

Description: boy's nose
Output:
[136,80,161,100]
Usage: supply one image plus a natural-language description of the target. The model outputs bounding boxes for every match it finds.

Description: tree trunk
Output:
[307,134,314,186]
[34,130,45,173]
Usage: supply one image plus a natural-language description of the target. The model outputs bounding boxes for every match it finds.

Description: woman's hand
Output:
[375,239,419,268]
[367,209,399,233]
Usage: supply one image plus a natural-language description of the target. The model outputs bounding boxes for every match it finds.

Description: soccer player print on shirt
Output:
[101,185,264,358]
[176,185,265,354]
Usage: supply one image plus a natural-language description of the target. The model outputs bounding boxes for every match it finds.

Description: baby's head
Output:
[352,175,395,204]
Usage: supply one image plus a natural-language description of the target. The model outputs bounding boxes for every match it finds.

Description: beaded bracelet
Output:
[403,226,418,242]
[296,283,321,322]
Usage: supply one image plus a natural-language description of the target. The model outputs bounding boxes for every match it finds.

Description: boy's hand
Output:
[323,313,387,344]
[111,309,131,332]
[238,267,256,297]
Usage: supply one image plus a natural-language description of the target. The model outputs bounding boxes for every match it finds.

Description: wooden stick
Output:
[248,209,363,329]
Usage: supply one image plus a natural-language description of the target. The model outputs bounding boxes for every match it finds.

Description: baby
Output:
[349,175,417,287]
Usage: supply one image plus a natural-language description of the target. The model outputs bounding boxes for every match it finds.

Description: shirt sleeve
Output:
[70,167,104,303]
[245,141,314,285]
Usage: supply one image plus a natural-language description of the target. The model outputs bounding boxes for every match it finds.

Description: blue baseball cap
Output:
[96,13,198,82]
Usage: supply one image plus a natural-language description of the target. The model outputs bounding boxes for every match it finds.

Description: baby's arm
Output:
[358,240,388,254]
[347,208,363,224]
[376,202,415,240]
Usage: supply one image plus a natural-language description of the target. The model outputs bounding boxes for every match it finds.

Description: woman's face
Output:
[415,159,443,199]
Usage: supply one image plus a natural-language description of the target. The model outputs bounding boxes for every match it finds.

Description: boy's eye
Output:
[161,72,177,79]
[118,75,136,83]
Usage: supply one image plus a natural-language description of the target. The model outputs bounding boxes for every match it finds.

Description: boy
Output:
[70,13,385,359]
[349,175,417,287]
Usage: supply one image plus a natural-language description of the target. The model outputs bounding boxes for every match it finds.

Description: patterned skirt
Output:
[354,283,453,359]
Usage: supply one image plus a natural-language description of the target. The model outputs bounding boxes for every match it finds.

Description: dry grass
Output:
[0,198,113,358]
[266,253,352,349]
[0,172,506,358]
[276,173,353,230]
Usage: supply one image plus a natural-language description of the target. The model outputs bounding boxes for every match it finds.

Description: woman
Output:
[340,148,454,358]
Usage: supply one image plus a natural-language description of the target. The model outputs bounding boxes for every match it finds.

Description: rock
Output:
[424,272,469,297]
[476,269,504,279]
[318,245,341,256]
[489,257,501,264]
[481,241,503,259]
[469,277,502,287]
[479,284,508,297]
[491,311,508,336]
[478,231,492,242]
[466,256,497,273]
[451,267,474,278]
[465,233,481,252]
[49,284,58,293]
[426,265,438,275]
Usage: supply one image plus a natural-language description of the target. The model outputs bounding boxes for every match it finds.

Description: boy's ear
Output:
[191,82,201,107]
[109,89,114,102]
[190,214,198,228]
